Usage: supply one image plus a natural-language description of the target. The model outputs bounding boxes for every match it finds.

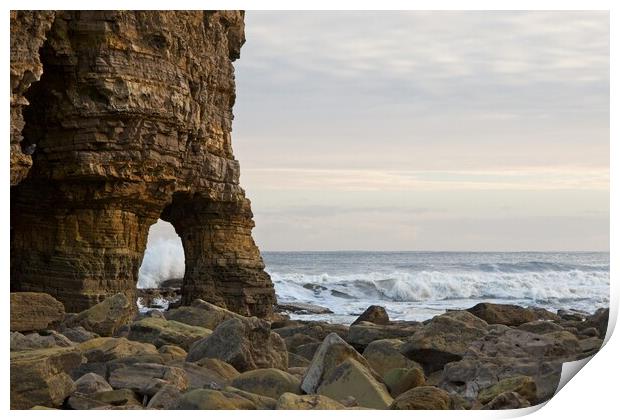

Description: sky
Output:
[153,11,609,252]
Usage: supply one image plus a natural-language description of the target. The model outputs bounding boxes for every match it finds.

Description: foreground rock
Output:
[10,346,84,409]
[74,373,113,394]
[347,321,420,351]
[477,376,537,405]
[362,338,421,377]
[177,389,258,409]
[186,317,288,372]
[11,331,73,351]
[108,363,189,395]
[231,368,301,399]
[390,386,452,410]
[66,293,134,336]
[466,303,557,327]
[127,317,212,350]
[352,305,390,326]
[401,311,488,373]
[166,299,246,330]
[276,393,345,409]
[78,337,159,363]
[10,292,65,332]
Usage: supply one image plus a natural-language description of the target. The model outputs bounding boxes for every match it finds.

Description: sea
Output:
[264,251,610,324]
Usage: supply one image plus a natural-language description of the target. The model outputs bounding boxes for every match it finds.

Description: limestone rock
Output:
[10,346,84,409]
[11,331,73,351]
[586,308,609,339]
[482,391,532,410]
[316,358,393,409]
[276,392,346,410]
[158,344,187,360]
[147,384,182,409]
[186,317,287,372]
[383,367,425,398]
[466,303,550,326]
[274,321,349,342]
[78,337,159,363]
[127,317,211,350]
[92,389,142,407]
[108,363,188,394]
[390,386,451,410]
[177,389,257,409]
[59,326,99,343]
[74,372,113,394]
[352,305,390,325]
[166,299,246,330]
[347,321,420,351]
[362,338,421,377]
[194,358,241,381]
[517,320,564,334]
[301,332,377,394]
[221,386,278,409]
[66,293,133,337]
[401,311,488,373]
[10,11,275,318]
[477,375,537,404]
[231,368,301,399]
[10,292,65,332]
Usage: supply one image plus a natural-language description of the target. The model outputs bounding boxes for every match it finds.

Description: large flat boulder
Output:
[362,338,421,377]
[108,363,188,394]
[66,293,134,336]
[466,303,554,327]
[177,389,258,409]
[165,299,245,330]
[390,386,452,410]
[231,368,301,399]
[316,358,393,409]
[10,346,84,409]
[74,372,113,394]
[11,292,65,332]
[127,317,211,350]
[276,392,345,409]
[346,321,420,351]
[186,317,287,372]
[78,337,159,363]
[401,311,488,373]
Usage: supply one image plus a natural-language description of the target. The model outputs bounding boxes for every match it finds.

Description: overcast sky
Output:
[155,11,609,252]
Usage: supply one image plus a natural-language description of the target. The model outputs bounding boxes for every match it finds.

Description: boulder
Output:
[186,317,288,372]
[347,322,420,351]
[231,368,301,399]
[390,386,451,410]
[78,337,158,363]
[579,337,603,356]
[316,358,393,409]
[59,326,100,343]
[10,346,84,409]
[108,363,188,394]
[517,320,564,335]
[92,389,142,407]
[66,393,111,410]
[586,308,609,339]
[294,342,321,360]
[165,359,236,390]
[66,293,134,336]
[165,299,245,330]
[74,372,113,394]
[127,317,211,350]
[273,321,349,341]
[146,384,182,409]
[11,331,73,351]
[482,391,531,410]
[301,332,377,394]
[401,311,488,373]
[288,352,310,368]
[10,292,65,332]
[176,389,257,409]
[158,344,187,360]
[284,333,320,353]
[362,338,421,377]
[221,386,278,409]
[194,358,241,381]
[383,367,425,397]
[477,375,537,404]
[276,392,346,409]
[276,302,334,315]
[466,303,547,326]
[351,305,390,325]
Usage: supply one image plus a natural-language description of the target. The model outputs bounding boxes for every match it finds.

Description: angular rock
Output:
[390,386,451,410]
[477,375,537,404]
[288,352,310,368]
[316,358,393,409]
[66,293,134,337]
[347,321,420,351]
[276,302,334,315]
[10,292,65,332]
[231,368,301,399]
[352,305,390,326]
[165,300,246,330]
[186,317,287,372]
[92,389,142,407]
[284,333,320,353]
[74,372,113,394]
[158,344,187,360]
[362,338,421,377]
[274,321,349,342]
[78,337,158,363]
[11,331,73,351]
[276,392,346,410]
[482,391,531,410]
[586,308,609,339]
[194,358,241,381]
[108,363,188,394]
[165,360,234,390]
[177,389,257,409]
[59,326,99,343]
[401,311,488,373]
[127,317,211,350]
[146,384,182,409]
[384,367,425,398]
[10,346,84,409]
[66,393,111,410]
[467,303,548,326]
[222,386,278,409]
[301,332,378,394]
[517,320,564,335]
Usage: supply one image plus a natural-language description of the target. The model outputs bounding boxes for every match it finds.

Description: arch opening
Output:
[137,219,185,311]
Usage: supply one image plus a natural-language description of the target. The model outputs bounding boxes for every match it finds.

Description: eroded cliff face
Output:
[10,11,275,316]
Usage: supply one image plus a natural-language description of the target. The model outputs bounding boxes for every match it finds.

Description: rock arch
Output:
[10,11,275,316]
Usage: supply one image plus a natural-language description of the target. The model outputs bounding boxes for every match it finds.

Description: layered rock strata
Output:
[10,11,275,316]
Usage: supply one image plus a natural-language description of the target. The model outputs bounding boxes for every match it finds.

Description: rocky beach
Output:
[10,292,608,410]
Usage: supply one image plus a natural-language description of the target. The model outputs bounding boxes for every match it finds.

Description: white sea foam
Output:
[137,238,185,288]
